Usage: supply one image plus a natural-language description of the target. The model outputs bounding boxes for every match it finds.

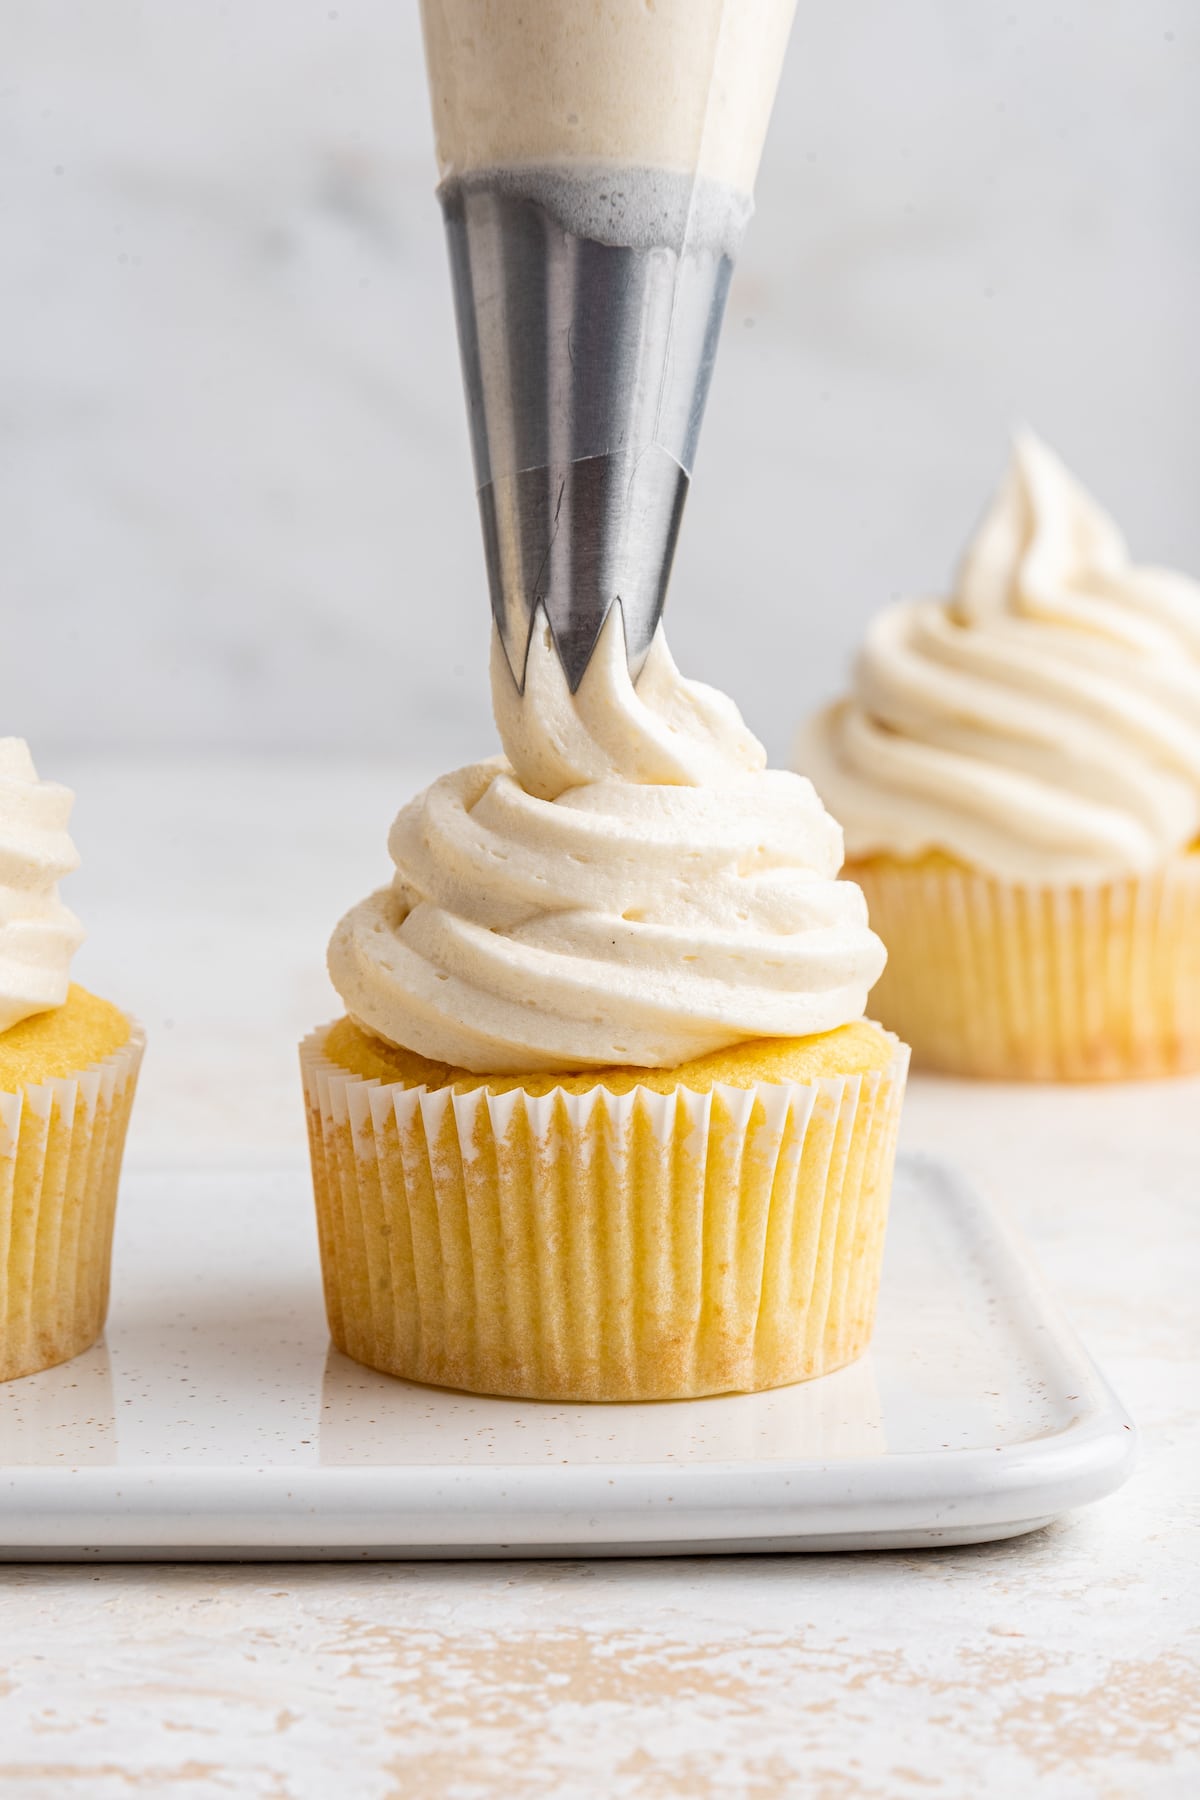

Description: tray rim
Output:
[0,1153,1139,1557]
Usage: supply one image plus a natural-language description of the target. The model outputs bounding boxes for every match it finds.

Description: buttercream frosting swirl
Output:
[798,434,1200,884]
[0,739,85,1033]
[493,610,767,801]
[329,611,884,1073]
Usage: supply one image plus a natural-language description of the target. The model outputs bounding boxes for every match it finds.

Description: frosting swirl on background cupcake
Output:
[0,739,85,1033]
[798,433,1200,885]
[329,611,885,1073]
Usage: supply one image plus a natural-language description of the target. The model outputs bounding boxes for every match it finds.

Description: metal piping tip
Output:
[439,168,743,691]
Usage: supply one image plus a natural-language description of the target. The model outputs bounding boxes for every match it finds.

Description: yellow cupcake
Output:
[0,986,143,1382]
[310,605,905,1401]
[301,1017,907,1402]
[799,434,1200,1082]
[0,740,143,1383]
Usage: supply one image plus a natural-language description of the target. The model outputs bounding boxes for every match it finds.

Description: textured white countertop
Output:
[0,758,1197,1798]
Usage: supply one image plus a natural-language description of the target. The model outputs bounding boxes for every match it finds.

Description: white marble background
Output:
[4,0,1199,766]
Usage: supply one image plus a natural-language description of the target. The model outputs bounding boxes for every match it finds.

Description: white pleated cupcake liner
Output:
[854,854,1200,1080]
[300,1026,909,1403]
[0,1026,144,1383]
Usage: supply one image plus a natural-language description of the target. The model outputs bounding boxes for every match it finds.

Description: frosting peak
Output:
[330,628,884,1073]
[956,432,1200,658]
[0,739,85,1033]
[492,608,766,801]
[799,435,1200,885]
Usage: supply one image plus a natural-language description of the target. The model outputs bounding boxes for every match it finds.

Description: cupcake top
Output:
[328,611,885,1074]
[0,738,85,1033]
[798,434,1200,885]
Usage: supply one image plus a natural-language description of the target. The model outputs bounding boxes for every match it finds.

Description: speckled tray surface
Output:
[0,1154,1135,1559]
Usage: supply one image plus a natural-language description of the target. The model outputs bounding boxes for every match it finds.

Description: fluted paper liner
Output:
[300,1027,908,1402]
[851,854,1200,1080]
[0,1027,144,1383]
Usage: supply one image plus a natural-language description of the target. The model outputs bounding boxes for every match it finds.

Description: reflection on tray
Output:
[318,1346,885,1466]
[0,1340,117,1466]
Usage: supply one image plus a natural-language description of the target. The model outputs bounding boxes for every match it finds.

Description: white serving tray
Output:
[0,1154,1135,1559]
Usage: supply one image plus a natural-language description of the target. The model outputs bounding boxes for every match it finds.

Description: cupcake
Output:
[302,613,908,1402]
[798,432,1200,1080]
[0,740,143,1382]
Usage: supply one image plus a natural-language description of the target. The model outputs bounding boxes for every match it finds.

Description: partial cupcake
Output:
[0,740,143,1382]
[798,432,1200,1081]
[302,614,908,1403]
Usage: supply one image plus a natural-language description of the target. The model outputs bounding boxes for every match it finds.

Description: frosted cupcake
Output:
[302,616,908,1402]
[0,740,143,1382]
[798,433,1200,1080]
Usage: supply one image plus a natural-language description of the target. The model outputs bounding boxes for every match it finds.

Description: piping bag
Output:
[419,0,797,690]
